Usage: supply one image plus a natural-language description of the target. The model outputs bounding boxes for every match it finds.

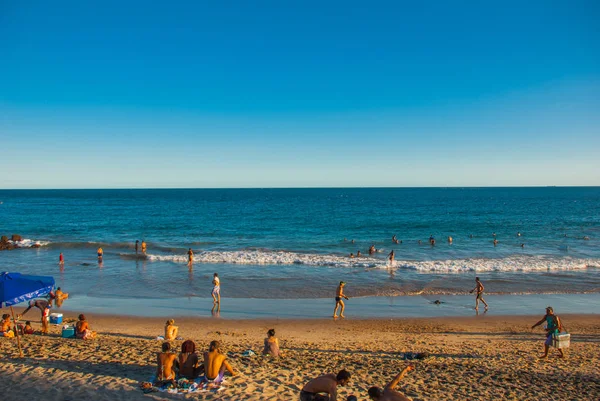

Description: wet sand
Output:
[0,314,599,400]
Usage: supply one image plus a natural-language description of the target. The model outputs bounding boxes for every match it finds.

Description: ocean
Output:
[1,187,599,316]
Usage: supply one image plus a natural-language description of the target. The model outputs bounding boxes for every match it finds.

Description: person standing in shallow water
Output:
[212,273,220,305]
[135,240,139,254]
[470,277,488,311]
[187,248,194,266]
[333,281,349,318]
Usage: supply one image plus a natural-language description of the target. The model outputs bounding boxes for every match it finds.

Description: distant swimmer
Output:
[469,234,473,239]
[388,250,395,264]
[470,277,489,311]
[187,248,194,265]
[333,281,349,318]
[418,240,422,245]
[448,236,453,244]
[212,273,220,305]
[369,245,376,255]
[583,236,590,240]
[135,240,139,254]
[141,240,147,254]
[357,250,362,257]
[429,235,434,244]
[97,247,103,259]
[493,239,498,246]
[350,253,355,258]
[59,252,64,265]
[392,235,398,244]
[351,239,355,244]
[492,232,496,237]
[521,243,525,248]
[517,232,522,237]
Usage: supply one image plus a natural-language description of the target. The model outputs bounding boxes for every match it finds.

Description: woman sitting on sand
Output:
[1,314,15,337]
[164,319,178,341]
[262,328,282,358]
[177,340,203,379]
[75,314,97,340]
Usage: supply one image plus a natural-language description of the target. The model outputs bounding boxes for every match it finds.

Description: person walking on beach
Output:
[368,365,415,401]
[531,306,565,358]
[187,248,194,266]
[333,281,349,318]
[135,240,139,254]
[300,369,352,401]
[470,277,488,311]
[211,273,220,305]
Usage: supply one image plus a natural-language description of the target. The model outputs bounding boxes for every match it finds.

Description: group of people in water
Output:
[347,232,531,259]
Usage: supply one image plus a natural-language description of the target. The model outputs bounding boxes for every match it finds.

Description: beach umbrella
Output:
[0,272,55,357]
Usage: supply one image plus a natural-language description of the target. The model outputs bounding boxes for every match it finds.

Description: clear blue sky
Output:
[1,0,598,188]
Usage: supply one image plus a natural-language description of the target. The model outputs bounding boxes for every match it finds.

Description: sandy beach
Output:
[0,314,598,400]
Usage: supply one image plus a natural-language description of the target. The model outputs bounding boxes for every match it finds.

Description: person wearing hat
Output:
[531,306,564,358]
[333,281,349,318]
[164,319,179,341]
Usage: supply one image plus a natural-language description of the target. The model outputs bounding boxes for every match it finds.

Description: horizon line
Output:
[1,185,599,191]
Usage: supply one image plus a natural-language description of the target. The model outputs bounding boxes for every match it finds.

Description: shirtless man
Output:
[356,251,361,257]
[156,342,177,383]
[187,248,194,265]
[300,369,351,401]
[212,273,221,305]
[333,281,349,318]
[368,365,414,401]
[470,277,488,310]
[203,340,235,382]
[19,299,50,335]
[369,245,376,255]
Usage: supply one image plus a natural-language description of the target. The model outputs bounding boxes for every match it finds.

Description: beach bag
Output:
[552,331,570,348]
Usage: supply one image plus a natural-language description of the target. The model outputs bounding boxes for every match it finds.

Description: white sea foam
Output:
[8,238,51,248]
[145,250,598,273]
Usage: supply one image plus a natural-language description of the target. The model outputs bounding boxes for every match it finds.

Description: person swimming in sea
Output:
[369,245,376,255]
[356,250,361,257]
[388,250,395,264]
[493,238,498,246]
[447,236,453,244]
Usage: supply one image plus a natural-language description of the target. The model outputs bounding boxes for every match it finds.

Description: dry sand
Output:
[1,313,599,400]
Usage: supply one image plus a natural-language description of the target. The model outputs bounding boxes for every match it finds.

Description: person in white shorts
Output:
[212,273,220,305]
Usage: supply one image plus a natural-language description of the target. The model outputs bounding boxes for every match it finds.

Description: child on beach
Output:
[23,321,34,335]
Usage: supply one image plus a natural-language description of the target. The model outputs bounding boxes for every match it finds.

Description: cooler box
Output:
[61,325,75,338]
[49,313,63,324]
[552,332,570,349]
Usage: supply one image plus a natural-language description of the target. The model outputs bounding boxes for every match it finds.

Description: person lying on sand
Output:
[531,306,564,358]
[156,342,177,383]
[75,314,97,340]
[164,319,178,341]
[368,365,415,401]
[203,340,236,383]
[177,340,203,379]
[300,369,352,401]
[262,328,282,358]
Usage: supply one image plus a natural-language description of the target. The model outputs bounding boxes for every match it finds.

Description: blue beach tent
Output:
[0,272,55,357]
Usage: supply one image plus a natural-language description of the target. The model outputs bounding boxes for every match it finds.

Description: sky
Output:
[1,0,599,188]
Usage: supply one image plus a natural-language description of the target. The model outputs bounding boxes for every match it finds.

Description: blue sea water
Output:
[0,188,599,306]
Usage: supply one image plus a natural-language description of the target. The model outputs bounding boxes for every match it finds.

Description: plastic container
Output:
[61,325,75,338]
[552,332,570,348]
[49,313,63,324]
